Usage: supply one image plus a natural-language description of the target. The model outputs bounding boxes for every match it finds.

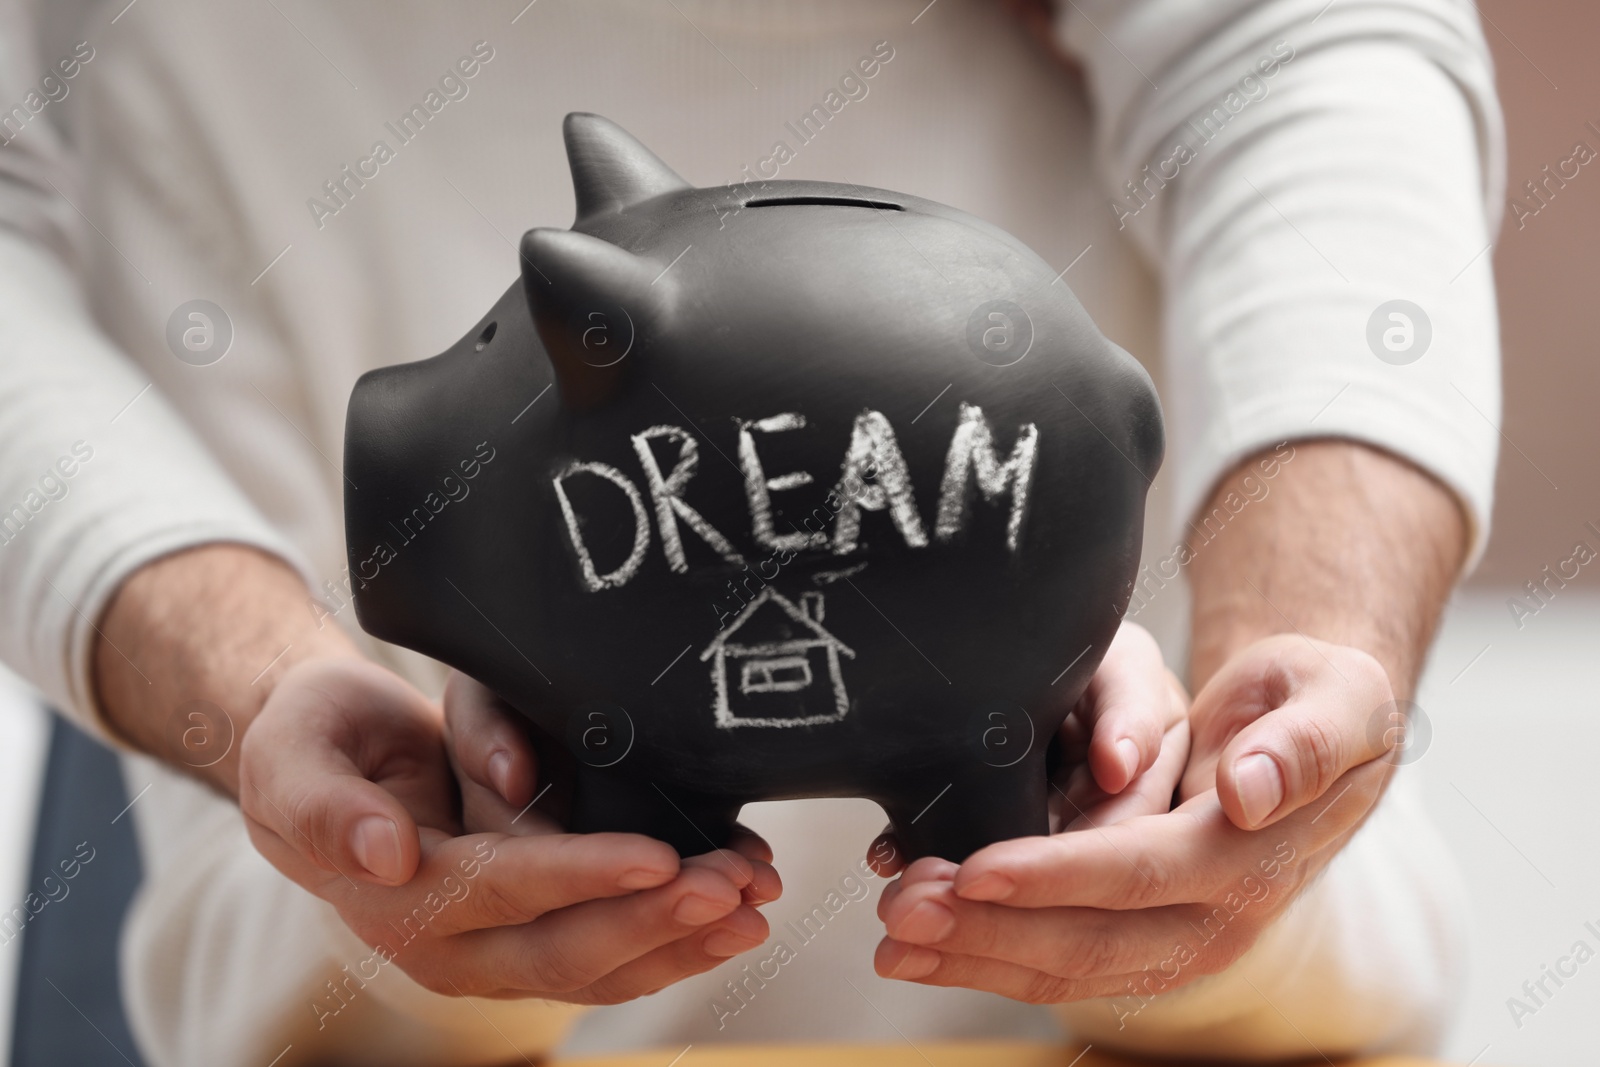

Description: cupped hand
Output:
[869,621,1189,878]
[872,631,1398,1004]
[239,657,779,1003]
[443,672,783,909]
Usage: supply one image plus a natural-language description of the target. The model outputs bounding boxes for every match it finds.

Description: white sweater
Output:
[0,0,1500,1064]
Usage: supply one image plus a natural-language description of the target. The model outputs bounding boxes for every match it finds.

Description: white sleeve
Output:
[0,3,304,738]
[1049,0,1496,1055]
[1058,0,1504,569]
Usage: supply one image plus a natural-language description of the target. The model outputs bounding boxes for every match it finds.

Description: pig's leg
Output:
[568,767,742,859]
[882,752,1050,863]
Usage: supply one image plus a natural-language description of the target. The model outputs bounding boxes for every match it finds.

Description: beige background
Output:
[1472,0,1600,584]
[1413,11,1600,1066]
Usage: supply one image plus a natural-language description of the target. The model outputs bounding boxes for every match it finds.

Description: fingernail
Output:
[617,866,675,890]
[896,900,956,944]
[714,850,755,887]
[702,927,757,958]
[674,894,733,926]
[744,862,782,903]
[957,872,1014,902]
[887,945,941,980]
[1236,753,1285,828]
[918,859,960,883]
[350,816,403,883]
[487,749,513,801]
[1116,737,1140,783]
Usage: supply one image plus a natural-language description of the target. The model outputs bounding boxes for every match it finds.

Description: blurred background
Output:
[1399,1,1600,1064]
[0,1,1594,1064]
[1473,0,1598,586]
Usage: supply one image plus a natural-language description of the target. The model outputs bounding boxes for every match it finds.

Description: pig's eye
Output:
[745,195,903,211]
[475,321,498,352]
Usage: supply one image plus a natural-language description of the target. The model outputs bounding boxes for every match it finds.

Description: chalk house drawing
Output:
[700,589,855,728]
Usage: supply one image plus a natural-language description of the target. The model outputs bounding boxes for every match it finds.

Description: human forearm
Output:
[1048,439,1474,1056]
[1032,441,1472,1054]
[1187,440,1466,699]
[93,543,359,797]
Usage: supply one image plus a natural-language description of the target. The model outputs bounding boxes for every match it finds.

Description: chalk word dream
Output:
[553,403,1039,592]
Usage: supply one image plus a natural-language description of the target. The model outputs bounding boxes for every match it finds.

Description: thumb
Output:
[1205,638,1395,830]
[240,658,446,887]
[443,671,548,835]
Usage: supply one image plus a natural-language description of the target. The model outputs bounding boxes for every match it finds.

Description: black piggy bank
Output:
[344,113,1162,861]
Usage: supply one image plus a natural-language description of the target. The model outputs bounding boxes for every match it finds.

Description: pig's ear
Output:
[520,228,671,410]
[564,112,690,225]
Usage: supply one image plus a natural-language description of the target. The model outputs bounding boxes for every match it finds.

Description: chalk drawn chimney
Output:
[799,591,825,625]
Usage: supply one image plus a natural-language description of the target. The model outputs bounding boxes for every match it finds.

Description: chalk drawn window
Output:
[739,656,813,694]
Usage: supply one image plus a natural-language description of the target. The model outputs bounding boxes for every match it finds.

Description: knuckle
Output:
[584,963,675,1006]
[280,788,335,863]
[470,877,534,929]
[522,940,597,994]
[1018,970,1076,1005]
[1289,716,1344,794]
[1066,923,1125,979]
[576,979,634,1006]
[1122,857,1177,909]
[1075,921,1126,979]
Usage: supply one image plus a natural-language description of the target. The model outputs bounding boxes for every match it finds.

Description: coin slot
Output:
[745,196,903,211]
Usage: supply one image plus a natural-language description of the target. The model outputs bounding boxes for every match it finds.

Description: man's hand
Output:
[442,673,781,910]
[872,441,1465,1004]
[1186,635,1394,831]
[871,619,1193,995]
[97,544,780,1005]
[239,658,781,1003]
[873,633,1393,1001]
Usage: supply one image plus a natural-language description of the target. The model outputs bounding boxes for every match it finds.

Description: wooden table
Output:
[554,1042,1468,1066]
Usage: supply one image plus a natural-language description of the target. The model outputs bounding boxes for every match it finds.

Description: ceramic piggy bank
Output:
[344,113,1162,861]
